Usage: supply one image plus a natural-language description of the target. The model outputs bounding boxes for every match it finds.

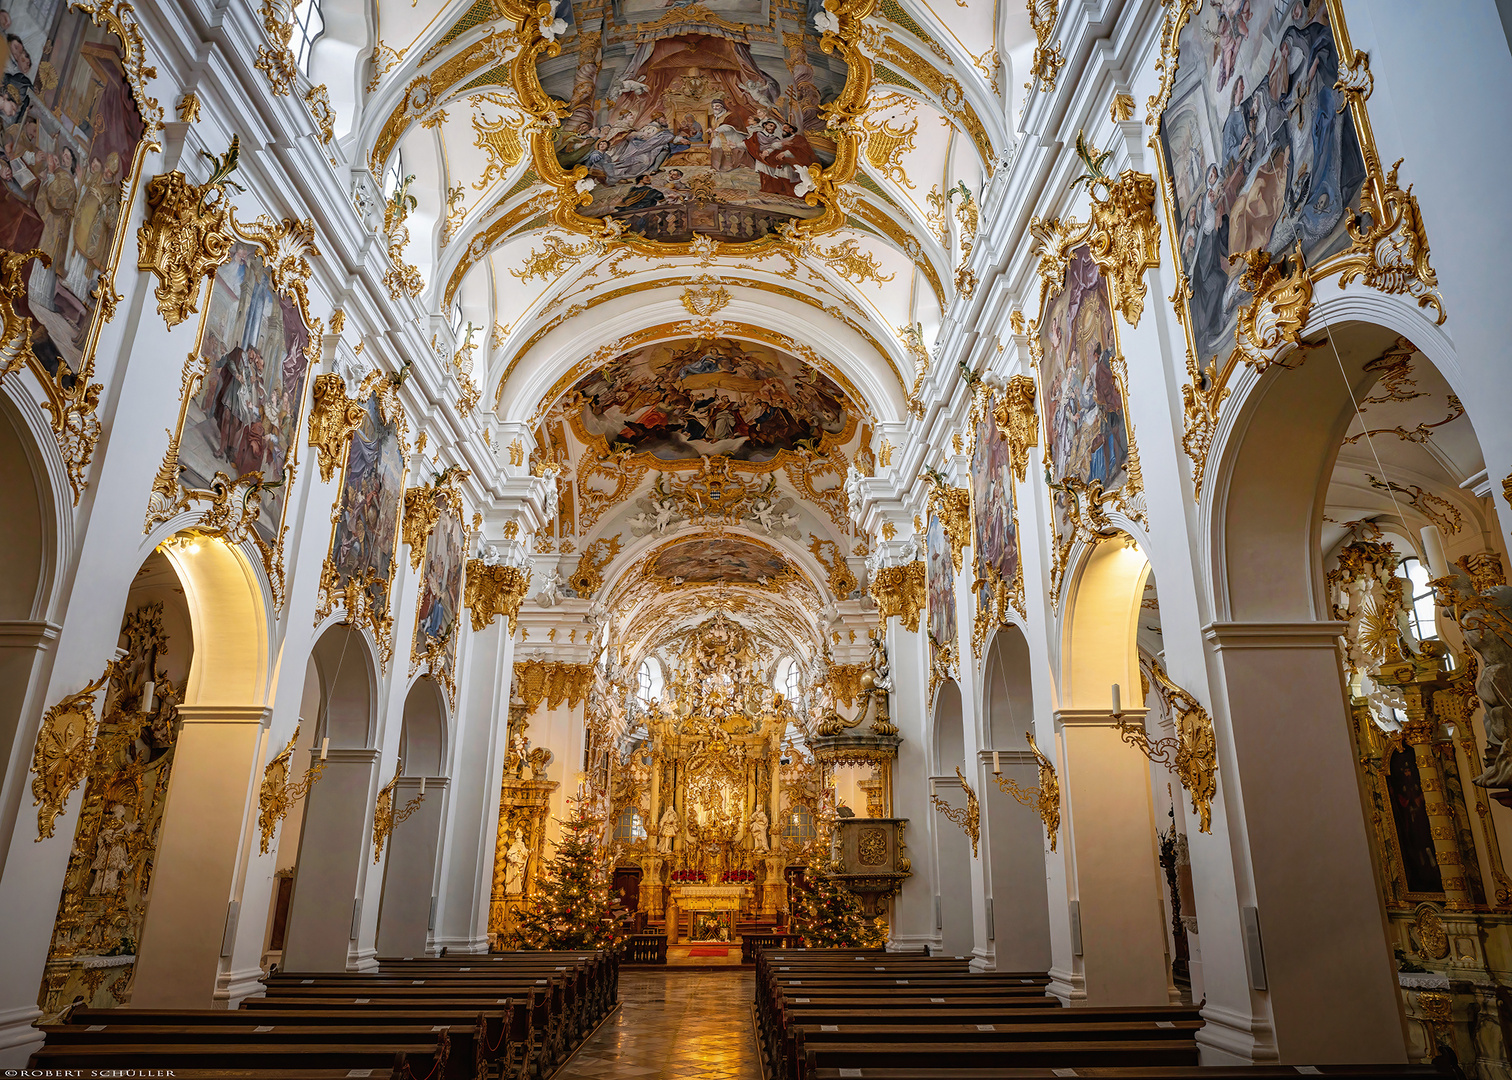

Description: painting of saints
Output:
[926,513,957,658]
[1157,0,1367,365]
[414,502,466,682]
[0,0,146,390]
[1038,244,1129,493]
[570,337,851,463]
[331,393,406,612]
[971,413,1019,602]
[540,0,849,242]
[179,241,313,539]
[1385,746,1442,895]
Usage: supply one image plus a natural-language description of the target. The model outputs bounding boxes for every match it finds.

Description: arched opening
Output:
[0,390,60,857]
[1054,536,1170,1006]
[280,623,378,972]
[982,626,1051,973]
[127,533,273,1009]
[376,676,450,956]
[1213,317,1508,1057]
[931,680,972,955]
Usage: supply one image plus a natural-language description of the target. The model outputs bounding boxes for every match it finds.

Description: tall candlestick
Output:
[930,777,937,798]
[320,736,329,761]
[992,750,1001,775]
[1110,683,1122,717]
[419,776,426,795]
[1421,525,1451,580]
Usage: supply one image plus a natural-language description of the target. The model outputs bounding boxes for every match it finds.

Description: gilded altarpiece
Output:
[0,0,163,502]
[489,698,559,946]
[1148,0,1444,493]
[38,603,180,1014]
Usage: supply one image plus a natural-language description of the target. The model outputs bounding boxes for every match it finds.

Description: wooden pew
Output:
[808,1068,1448,1079]
[29,1038,441,1077]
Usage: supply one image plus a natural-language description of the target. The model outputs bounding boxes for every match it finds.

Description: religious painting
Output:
[971,409,1021,622]
[0,0,149,386]
[568,336,852,463]
[1155,0,1366,366]
[412,498,467,700]
[532,0,859,244]
[925,512,956,659]
[1384,746,1442,897]
[323,387,407,658]
[176,241,313,539]
[1038,244,1130,494]
[650,535,790,585]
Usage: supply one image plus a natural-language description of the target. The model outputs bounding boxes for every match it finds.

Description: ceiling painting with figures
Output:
[534,0,857,244]
[566,336,854,463]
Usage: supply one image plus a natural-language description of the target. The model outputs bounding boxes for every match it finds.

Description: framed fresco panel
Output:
[144,218,320,608]
[970,400,1024,624]
[412,490,468,703]
[1148,0,1444,491]
[508,0,878,253]
[926,510,956,695]
[0,0,162,500]
[316,374,408,667]
[1031,235,1143,603]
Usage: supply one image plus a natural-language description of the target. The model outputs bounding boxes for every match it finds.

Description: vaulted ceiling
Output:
[351,0,1034,665]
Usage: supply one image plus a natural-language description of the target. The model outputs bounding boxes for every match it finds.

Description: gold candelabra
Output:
[257,722,326,855]
[930,765,980,857]
[988,731,1062,852]
[372,759,427,863]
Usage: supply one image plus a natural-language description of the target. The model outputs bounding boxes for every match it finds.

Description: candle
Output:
[320,737,329,761]
[992,750,1001,775]
[930,777,937,798]
[1110,683,1121,717]
[141,681,156,714]
[420,777,426,795]
[1421,525,1450,580]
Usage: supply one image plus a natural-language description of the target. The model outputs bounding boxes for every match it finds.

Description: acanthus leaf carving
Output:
[992,374,1038,484]
[465,561,532,635]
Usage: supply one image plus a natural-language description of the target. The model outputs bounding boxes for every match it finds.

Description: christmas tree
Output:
[509,792,626,950]
[789,866,884,949]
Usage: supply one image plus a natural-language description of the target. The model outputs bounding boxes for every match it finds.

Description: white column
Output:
[1205,622,1405,1062]
[887,612,935,951]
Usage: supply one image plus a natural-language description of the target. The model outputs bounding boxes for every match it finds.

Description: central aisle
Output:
[555,969,763,1079]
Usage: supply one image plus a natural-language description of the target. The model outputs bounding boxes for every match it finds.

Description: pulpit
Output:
[666,883,750,943]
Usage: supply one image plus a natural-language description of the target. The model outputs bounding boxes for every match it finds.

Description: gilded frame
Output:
[313,371,411,669]
[142,214,323,611]
[500,0,879,256]
[410,481,471,705]
[967,388,1026,661]
[0,0,165,503]
[924,508,957,707]
[1028,222,1145,604]
[1146,0,1444,497]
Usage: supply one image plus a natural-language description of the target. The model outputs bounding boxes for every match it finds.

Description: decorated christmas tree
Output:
[789,865,884,949]
[509,792,626,950]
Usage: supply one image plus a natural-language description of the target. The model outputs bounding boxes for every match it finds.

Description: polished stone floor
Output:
[555,969,763,1079]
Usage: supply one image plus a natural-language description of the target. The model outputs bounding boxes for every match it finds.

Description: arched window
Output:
[782,805,816,846]
[449,298,464,336]
[637,657,664,703]
[773,655,800,701]
[613,807,646,843]
[291,0,325,75]
[1397,556,1440,643]
[383,152,405,201]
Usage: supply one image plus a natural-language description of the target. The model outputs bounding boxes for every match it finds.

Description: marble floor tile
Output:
[555,970,763,1080]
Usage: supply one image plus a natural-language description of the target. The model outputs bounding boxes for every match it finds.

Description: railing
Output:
[626,933,668,964]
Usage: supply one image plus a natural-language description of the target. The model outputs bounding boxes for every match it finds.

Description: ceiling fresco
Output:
[649,535,793,584]
[566,336,853,462]
[537,0,853,243]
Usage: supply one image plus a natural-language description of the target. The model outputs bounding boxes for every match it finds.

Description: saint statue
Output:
[750,806,770,853]
[657,805,679,854]
[504,830,530,895]
[89,803,137,896]
[1453,571,1512,788]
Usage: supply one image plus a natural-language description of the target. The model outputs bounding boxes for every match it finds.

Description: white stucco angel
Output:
[535,566,572,608]
[657,805,680,854]
[504,831,530,895]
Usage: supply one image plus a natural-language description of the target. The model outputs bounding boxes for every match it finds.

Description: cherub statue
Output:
[535,566,574,608]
